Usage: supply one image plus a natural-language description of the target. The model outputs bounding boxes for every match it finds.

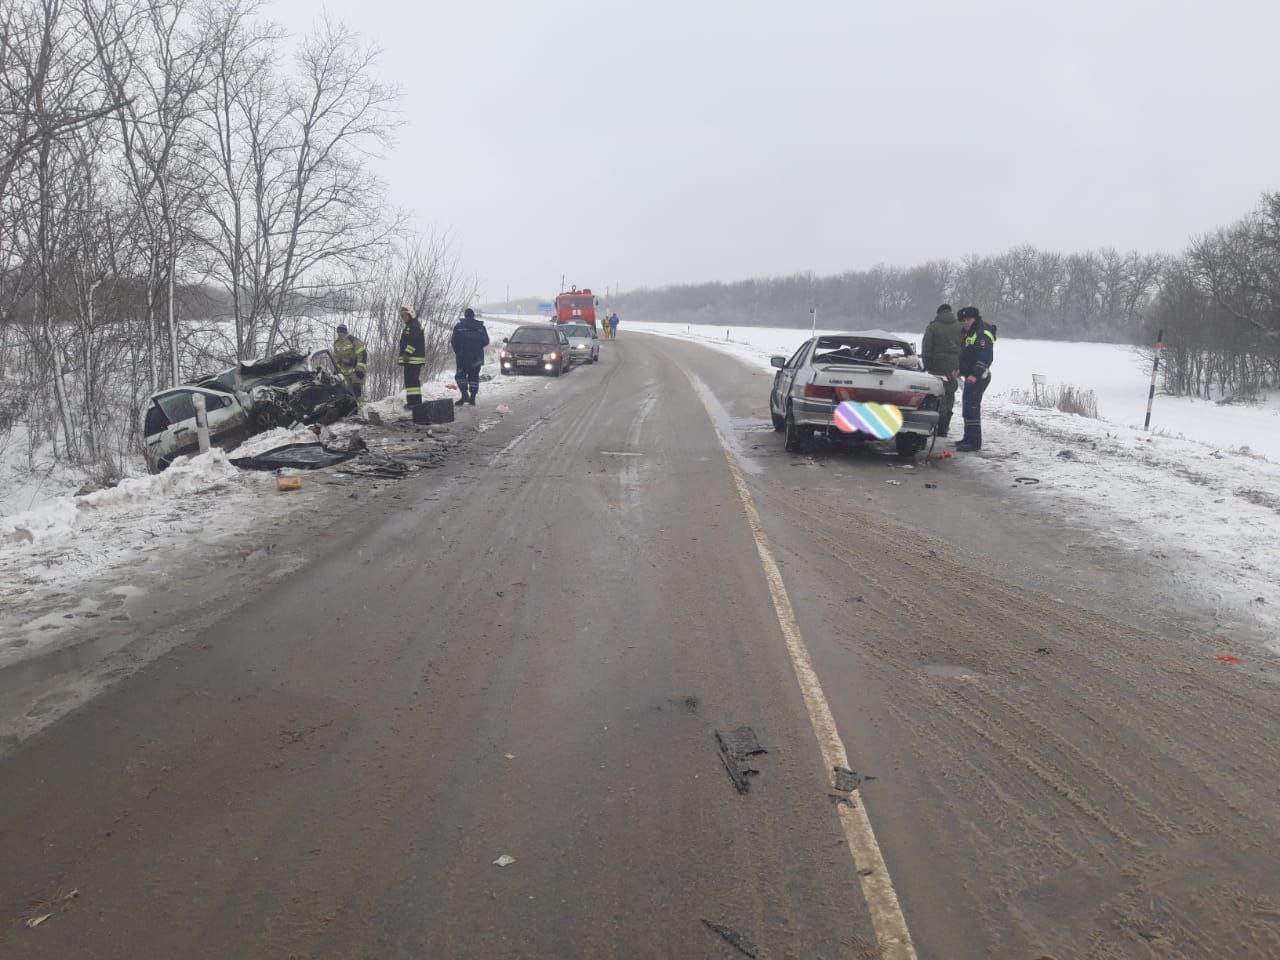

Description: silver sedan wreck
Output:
[769,331,945,458]
[142,351,356,473]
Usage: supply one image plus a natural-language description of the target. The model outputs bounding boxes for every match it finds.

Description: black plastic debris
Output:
[701,919,758,958]
[412,398,455,425]
[715,727,767,794]
[833,766,863,792]
[231,442,356,471]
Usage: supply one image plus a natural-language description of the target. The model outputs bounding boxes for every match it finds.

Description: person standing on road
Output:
[608,312,619,339]
[920,304,962,437]
[332,324,368,401]
[397,305,426,407]
[451,307,490,406]
[955,306,996,452]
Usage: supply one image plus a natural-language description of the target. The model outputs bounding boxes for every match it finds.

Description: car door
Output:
[557,329,571,370]
[773,342,811,412]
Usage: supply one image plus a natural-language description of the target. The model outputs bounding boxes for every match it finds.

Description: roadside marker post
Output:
[1144,328,1164,431]
[192,393,211,454]
[1031,373,1046,405]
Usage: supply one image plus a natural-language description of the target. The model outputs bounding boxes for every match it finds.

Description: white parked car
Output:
[558,322,600,364]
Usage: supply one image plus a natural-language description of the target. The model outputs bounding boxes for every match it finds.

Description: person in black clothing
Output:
[397,305,426,407]
[955,306,996,451]
[450,308,490,406]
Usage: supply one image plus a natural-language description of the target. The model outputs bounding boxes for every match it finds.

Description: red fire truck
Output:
[555,286,598,330]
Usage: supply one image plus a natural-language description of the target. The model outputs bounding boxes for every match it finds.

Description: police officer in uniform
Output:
[450,307,490,406]
[955,306,995,451]
[397,305,426,407]
[332,324,368,400]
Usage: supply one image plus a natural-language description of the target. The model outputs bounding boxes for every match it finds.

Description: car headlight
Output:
[574,343,585,349]
[543,352,557,360]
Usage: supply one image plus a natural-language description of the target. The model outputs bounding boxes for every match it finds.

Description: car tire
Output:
[783,405,806,453]
[895,433,926,458]
[552,363,562,378]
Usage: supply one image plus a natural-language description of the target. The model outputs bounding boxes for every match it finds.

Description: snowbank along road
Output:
[1,332,1278,959]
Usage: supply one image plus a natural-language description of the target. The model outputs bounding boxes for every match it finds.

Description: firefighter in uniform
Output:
[955,306,995,451]
[397,305,426,407]
[332,324,368,401]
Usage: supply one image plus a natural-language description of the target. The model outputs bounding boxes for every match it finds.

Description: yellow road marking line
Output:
[687,373,918,960]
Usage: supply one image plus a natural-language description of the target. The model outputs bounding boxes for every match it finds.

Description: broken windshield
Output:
[812,337,911,368]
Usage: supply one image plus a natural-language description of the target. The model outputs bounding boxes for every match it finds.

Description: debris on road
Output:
[701,919,759,958]
[25,913,52,928]
[715,726,767,795]
[493,854,516,867]
[275,475,302,492]
[1214,654,1241,664]
[832,766,864,792]
[1014,476,1041,485]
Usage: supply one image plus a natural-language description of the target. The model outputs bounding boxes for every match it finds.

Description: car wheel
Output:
[552,363,562,378]
[895,433,925,459]
[783,405,806,453]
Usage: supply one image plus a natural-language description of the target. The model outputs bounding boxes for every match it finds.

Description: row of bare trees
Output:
[617,246,1166,344]
[1149,193,1280,399]
[1,0,471,481]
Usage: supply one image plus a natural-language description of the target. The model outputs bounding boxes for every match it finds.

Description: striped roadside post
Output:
[1144,328,1164,431]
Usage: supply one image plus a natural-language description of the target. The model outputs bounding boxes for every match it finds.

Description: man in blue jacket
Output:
[955,306,996,452]
[450,308,490,406]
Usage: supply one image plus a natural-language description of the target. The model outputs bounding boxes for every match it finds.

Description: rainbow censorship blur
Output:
[832,401,904,439]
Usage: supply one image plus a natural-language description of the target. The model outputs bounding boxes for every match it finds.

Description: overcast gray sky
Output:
[271,0,1280,302]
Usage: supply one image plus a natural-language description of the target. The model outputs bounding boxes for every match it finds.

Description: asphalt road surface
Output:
[3,333,1278,959]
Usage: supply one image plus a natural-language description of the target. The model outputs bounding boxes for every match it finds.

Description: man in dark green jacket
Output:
[921,304,963,437]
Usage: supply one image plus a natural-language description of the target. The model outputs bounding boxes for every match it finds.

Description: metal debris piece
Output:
[233,442,357,471]
[493,854,516,867]
[701,919,758,958]
[715,727,767,794]
[25,913,52,928]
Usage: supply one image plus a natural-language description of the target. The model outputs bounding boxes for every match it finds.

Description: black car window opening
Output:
[511,329,558,344]
[143,403,168,436]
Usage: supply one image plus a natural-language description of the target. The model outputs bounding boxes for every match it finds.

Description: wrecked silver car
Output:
[142,351,356,473]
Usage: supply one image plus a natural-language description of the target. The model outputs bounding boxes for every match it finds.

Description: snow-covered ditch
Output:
[630,321,1280,653]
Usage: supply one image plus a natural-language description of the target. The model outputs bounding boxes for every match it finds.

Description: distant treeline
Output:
[616,193,1280,399]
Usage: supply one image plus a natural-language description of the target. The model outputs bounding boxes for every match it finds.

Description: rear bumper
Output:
[793,398,938,436]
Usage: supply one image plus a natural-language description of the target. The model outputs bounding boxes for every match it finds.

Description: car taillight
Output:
[803,383,835,400]
[834,387,926,408]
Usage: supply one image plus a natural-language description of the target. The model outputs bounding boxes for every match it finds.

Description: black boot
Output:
[467,391,477,405]
[455,394,467,407]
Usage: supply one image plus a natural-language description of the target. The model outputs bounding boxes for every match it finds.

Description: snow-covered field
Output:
[630,321,1280,654]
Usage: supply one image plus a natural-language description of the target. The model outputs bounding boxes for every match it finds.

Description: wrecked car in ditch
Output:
[142,350,356,473]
